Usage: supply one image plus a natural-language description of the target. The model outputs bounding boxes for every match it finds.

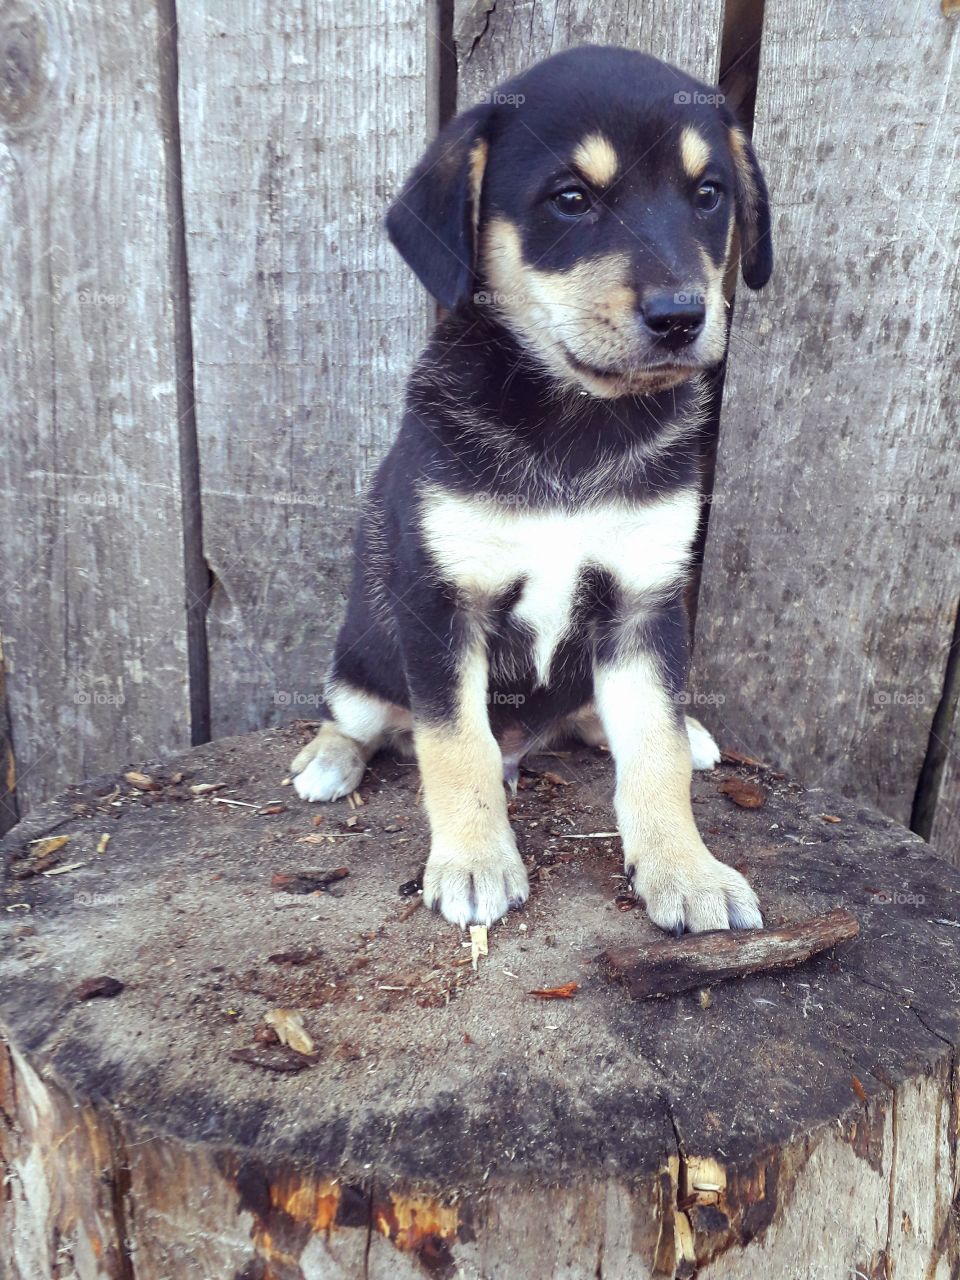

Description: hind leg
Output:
[560,702,720,770]
[292,680,411,802]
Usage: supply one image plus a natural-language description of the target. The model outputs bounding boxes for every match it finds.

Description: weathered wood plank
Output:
[0,0,193,812]
[693,0,960,824]
[177,1,435,738]
[0,634,18,834]
[455,0,725,102]
[931,716,960,864]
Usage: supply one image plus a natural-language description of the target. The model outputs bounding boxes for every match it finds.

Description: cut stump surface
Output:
[2,726,960,1278]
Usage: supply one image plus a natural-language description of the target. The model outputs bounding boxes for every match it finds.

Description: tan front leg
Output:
[416,646,528,927]
[594,654,762,934]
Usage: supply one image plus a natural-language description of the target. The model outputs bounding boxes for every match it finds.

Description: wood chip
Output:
[541,771,572,787]
[43,861,86,876]
[271,867,349,894]
[821,814,842,824]
[124,770,159,792]
[851,1074,868,1103]
[74,976,125,1001]
[529,982,578,999]
[230,1045,312,1073]
[257,804,286,816]
[27,835,70,857]
[264,1008,316,1056]
[96,833,111,854]
[12,855,59,880]
[190,782,225,795]
[718,778,766,809]
[469,925,488,970]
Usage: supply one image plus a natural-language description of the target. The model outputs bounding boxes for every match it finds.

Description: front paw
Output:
[291,725,366,802]
[423,835,529,928]
[628,846,762,935]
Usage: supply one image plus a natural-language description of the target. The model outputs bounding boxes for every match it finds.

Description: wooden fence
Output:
[1,0,958,857]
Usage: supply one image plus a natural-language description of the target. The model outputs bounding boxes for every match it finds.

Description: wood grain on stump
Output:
[1,726,959,1279]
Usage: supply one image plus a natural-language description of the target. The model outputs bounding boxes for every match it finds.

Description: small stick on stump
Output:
[599,907,859,1000]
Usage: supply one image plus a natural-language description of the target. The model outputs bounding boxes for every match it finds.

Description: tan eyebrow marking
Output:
[679,125,711,179]
[571,132,619,187]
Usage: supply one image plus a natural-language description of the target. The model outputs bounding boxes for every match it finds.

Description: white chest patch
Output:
[419,487,700,684]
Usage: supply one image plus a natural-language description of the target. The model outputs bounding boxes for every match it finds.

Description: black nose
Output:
[640,292,706,349]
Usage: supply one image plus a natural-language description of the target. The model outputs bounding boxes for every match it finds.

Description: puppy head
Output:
[386,45,772,398]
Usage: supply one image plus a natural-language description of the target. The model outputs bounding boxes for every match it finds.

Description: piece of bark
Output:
[271,867,349,894]
[73,976,125,1001]
[599,908,859,1000]
[229,1046,313,1074]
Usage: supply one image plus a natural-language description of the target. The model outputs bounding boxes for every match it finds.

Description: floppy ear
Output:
[385,104,493,310]
[724,118,773,290]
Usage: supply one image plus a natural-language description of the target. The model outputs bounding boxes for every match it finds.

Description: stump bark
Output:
[1,726,959,1279]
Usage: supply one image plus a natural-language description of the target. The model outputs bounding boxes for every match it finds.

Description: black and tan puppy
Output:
[292,45,772,933]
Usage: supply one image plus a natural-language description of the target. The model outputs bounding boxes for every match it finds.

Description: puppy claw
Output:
[728,902,765,931]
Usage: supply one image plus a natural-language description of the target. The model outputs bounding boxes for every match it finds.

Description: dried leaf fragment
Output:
[265,1008,316,1056]
[718,778,766,809]
[469,924,488,970]
[28,835,70,858]
[529,982,578,999]
[821,814,842,824]
[124,770,159,792]
[851,1074,868,1103]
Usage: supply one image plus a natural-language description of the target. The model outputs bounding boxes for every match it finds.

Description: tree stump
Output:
[2,726,959,1279]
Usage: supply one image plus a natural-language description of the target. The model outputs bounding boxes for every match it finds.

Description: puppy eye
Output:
[551,187,592,218]
[694,181,722,212]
